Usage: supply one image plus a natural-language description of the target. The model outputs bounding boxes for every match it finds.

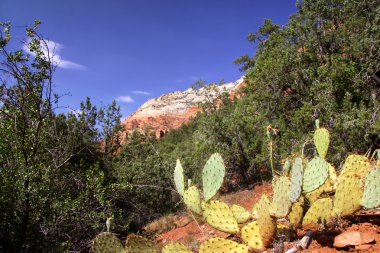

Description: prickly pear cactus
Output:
[314,124,330,159]
[362,168,380,208]
[199,238,249,253]
[333,174,363,217]
[288,198,304,229]
[241,221,264,250]
[183,186,202,215]
[125,234,157,253]
[255,194,276,247]
[203,200,239,234]
[174,159,185,196]
[289,157,303,203]
[271,176,292,217]
[162,242,192,253]
[92,232,124,253]
[305,178,334,204]
[302,157,329,193]
[231,204,251,223]
[339,154,372,180]
[283,159,292,173]
[203,153,226,201]
[302,197,333,227]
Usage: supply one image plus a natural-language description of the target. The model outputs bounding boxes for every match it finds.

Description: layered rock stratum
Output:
[120,77,245,141]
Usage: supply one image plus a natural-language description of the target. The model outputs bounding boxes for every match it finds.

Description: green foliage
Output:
[362,168,380,208]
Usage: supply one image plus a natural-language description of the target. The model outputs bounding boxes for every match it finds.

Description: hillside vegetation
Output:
[0,0,379,252]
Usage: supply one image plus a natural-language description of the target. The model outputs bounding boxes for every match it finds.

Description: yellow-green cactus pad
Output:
[333,175,363,217]
[125,234,157,253]
[231,204,251,223]
[199,238,249,253]
[162,242,192,253]
[92,232,124,253]
[288,201,304,229]
[314,127,330,159]
[302,157,329,193]
[362,168,380,208]
[271,176,292,217]
[328,163,338,185]
[340,154,372,179]
[305,178,334,204]
[183,186,202,215]
[255,194,276,247]
[174,159,185,196]
[241,221,264,250]
[203,200,239,234]
[202,153,225,201]
[302,198,333,227]
[289,157,303,203]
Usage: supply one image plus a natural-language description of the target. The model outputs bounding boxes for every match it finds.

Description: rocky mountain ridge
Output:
[120,77,245,140]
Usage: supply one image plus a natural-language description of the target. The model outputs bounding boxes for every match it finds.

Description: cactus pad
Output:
[183,186,202,215]
[125,234,157,253]
[333,174,363,217]
[174,159,185,196]
[162,242,192,253]
[283,159,292,173]
[241,221,264,250]
[339,154,372,180]
[199,238,249,253]
[288,199,304,229]
[305,178,334,204]
[302,157,329,193]
[362,168,380,208]
[271,176,292,217]
[289,157,303,203]
[302,198,333,227]
[203,200,239,234]
[231,204,251,223]
[314,127,330,159]
[255,194,276,247]
[92,232,124,253]
[202,153,226,201]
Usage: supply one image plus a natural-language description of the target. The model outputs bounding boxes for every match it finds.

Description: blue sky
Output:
[1,0,297,119]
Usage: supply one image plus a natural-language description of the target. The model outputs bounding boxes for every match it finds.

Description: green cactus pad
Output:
[339,154,372,181]
[202,153,225,201]
[362,168,380,208]
[302,198,333,227]
[333,174,363,217]
[183,186,202,215]
[199,238,249,253]
[162,242,192,253]
[271,176,292,217]
[255,194,276,247]
[125,234,157,253]
[231,204,251,223]
[288,198,304,229]
[284,159,292,173]
[302,157,329,193]
[92,232,124,253]
[203,200,239,234]
[305,178,334,204]
[241,221,264,250]
[314,127,330,159]
[289,157,303,203]
[174,159,185,196]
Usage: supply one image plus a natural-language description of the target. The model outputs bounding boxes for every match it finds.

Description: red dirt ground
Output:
[145,183,380,252]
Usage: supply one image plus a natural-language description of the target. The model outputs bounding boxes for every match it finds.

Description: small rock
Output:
[334,231,375,248]
[355,244,373,251]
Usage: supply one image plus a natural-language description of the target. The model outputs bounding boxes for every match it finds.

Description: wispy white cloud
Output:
[131,90,151,95]
[23,39,86,70]
[116,96,134,103]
